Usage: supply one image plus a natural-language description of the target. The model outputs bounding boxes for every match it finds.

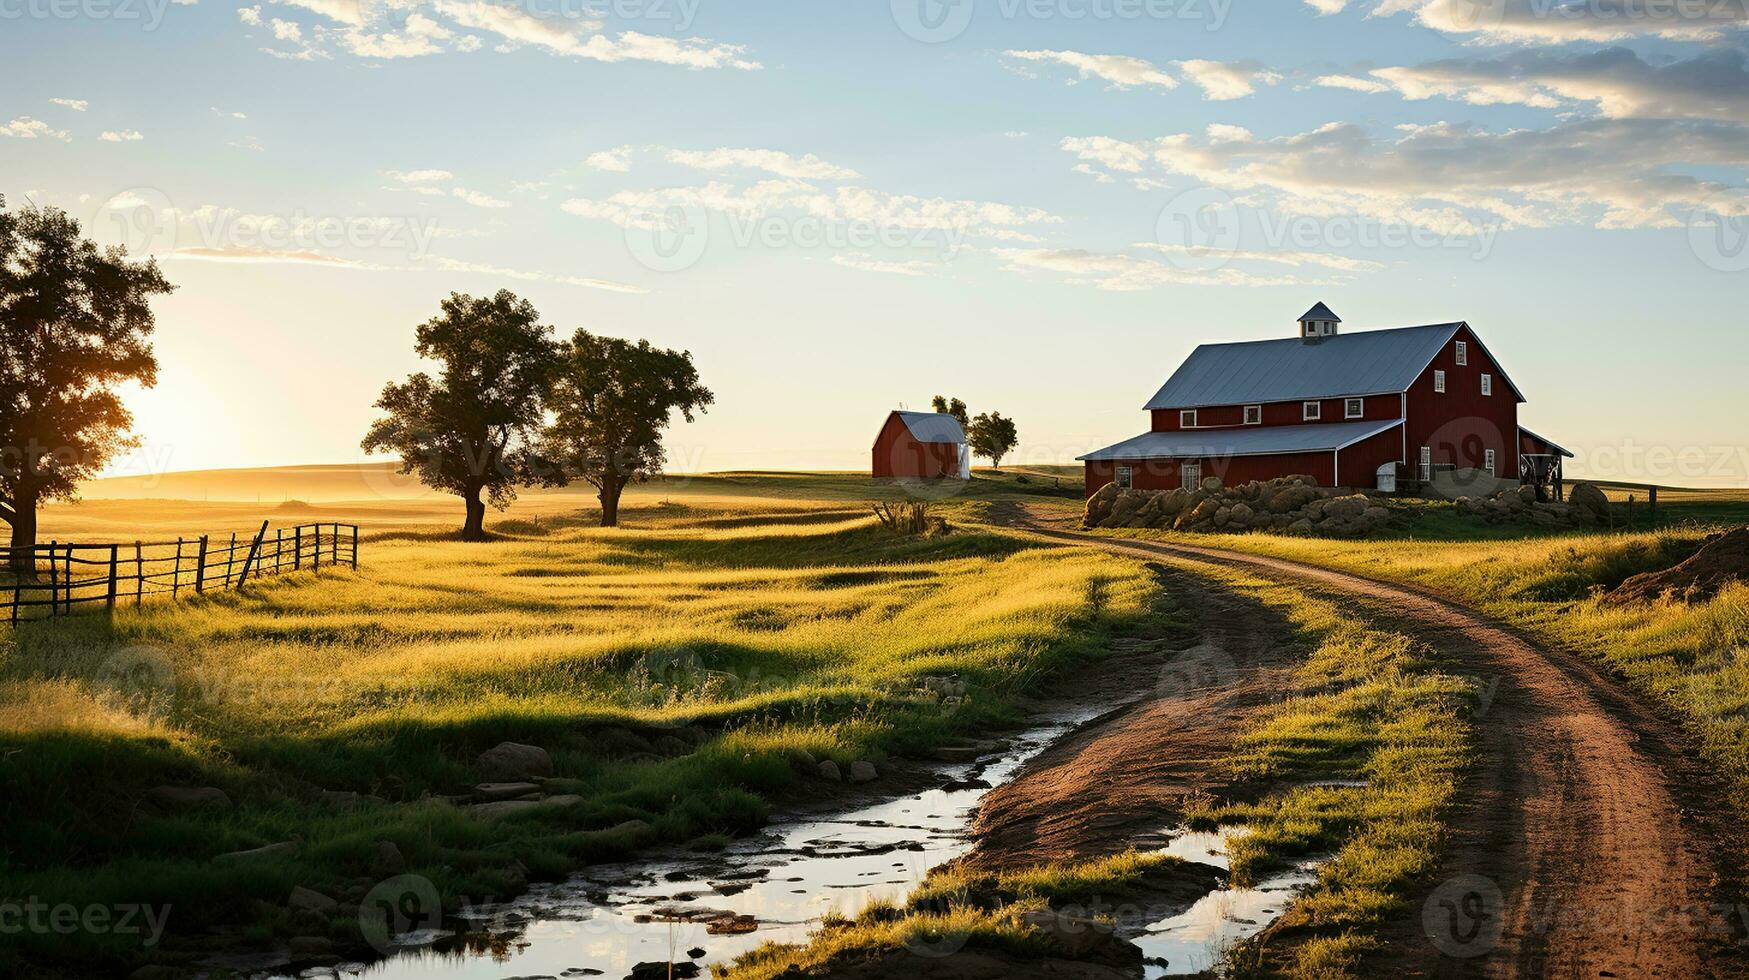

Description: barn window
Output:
[1115,465,1132,489]
[1484,448,1496,475]
[1434,370,1446,393]
[1419,446,1431,481]
[1481,373,1493,396]
[1303,401,1321,420]
[1180,463,1202,489]
[1180,409,1197,428]
[1244,404,1261,425]
[1455,340,1468,366]
[1345,397,1363,419]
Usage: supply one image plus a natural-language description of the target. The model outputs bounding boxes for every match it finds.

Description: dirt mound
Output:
[1607,528,1749,605]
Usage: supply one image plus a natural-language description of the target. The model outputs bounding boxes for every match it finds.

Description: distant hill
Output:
[80,463,450,502]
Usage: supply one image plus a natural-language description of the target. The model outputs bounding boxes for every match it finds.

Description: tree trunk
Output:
[598,479,624,528]
[461,488,487,541]
[6,486,38,575]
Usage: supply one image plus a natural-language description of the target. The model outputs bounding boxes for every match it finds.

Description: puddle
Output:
[1134,827,1324,977]
[219,713,1097,980]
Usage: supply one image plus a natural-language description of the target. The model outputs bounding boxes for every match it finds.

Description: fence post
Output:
[225,533,237,587]
[313,526,321,573]
[173,537,183,599]
[350,525,359,569]
[331,523,339,565]
[135,541,144,608]
[1649,487,1658,528]
[107,545,119,611]
[235,521,270,589]
[295,526,303,571]
[195,535,208,593]
[274,528,283,574]
[49,541,59,617]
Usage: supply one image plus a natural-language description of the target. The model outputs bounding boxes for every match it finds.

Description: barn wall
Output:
[872,414,961,479]
[1337,427,1406,489]
[1404,325,1519,479]
[1084,451,1337,497]
[1151,393,1401,433]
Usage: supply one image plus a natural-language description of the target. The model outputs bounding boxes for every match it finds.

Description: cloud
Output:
[49,98,89,112]
[993,247,1338,291]
[230,135,266,152]
[561,180,1059,238]
[421,255,646,292]
[1369,0,1748,44]
[2,117,71,141]
[173,245,364,266]
[428,1,757,68]
[1303,0,1348,13]
[270,17,302,40]
[385,168,455,183]
[238,4,261,24]
[452,187,511,208]
[667,147,861,180]
[1059,136,1152,173]
[1316,74,1392,94]
[586,146,634,172]
[1174,60,1283,100]
[1134,243,1385,272]
[830,253,939,277]
[1367,47,1749,121]
[1060,116,1749,230]
[1003,49,1178,89]
[99,130,145,142]
[211,106,248,119]
[274,0,365,26]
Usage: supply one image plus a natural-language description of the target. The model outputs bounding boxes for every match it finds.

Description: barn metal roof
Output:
[1299,301,1341,322]
[1077,418,1402,461]
[1145,322,1493,410]
[894,411,966,444]
[1518,426,1574,458]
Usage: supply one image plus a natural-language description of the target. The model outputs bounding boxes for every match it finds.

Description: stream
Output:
[237,709,1317,980]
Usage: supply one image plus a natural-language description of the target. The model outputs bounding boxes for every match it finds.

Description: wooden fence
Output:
[3,521,358,624]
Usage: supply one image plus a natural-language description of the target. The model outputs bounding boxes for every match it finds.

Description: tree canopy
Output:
[541,330,713,527]
[361,290,560,540]
[968,411,1019,470]
[0,198,172,566]
[930,395,968,426]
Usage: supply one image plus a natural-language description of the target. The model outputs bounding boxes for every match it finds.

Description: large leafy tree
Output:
[541,330,713,528]
[968,411,1019,470]
[361,291,560,540]
[930,395,968,426]
[0,199,172,570]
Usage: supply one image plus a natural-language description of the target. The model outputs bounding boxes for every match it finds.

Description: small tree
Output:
[541,330,713,528]
[968,411,1019,470]
[361,291,559,540]
[930,395,968,426]
[0,199,173,571]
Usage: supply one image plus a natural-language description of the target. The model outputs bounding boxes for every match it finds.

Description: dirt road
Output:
[980,512,1744,977]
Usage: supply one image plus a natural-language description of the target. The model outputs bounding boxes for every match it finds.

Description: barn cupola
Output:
[1298,302,1341,341]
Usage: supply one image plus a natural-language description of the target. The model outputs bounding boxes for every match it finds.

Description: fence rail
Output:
[3,521,358,624]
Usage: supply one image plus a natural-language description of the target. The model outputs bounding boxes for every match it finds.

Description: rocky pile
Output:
[1083,475,1395,537]
[1452,481,1609,527]
[1607,527,1749,605]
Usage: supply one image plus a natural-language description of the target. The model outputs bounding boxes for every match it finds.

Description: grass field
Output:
[0,471,1153,976]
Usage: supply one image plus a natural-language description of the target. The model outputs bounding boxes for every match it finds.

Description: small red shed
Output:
[872,411,971,479]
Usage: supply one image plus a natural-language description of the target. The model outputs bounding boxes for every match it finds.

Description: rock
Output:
[288,886,337,914]
[705,914,759,935]
[1268,485,1320,514]
[318,789,365,808]
[1517,484,1538,505]
[687,947,706,959]
[1211,506,1231,528]
[287,935,334,958]
[1288,518,1314,533]
[213,840,298,865]
[848,761,878,783]
[1569,482,1610,522]
[654,735,692,756]
[1229,502,1254,524]
[787,748,817,772]
[817,760,842,782]
[375,841,406,874]
[1021,908,1116,956]
[1200,476,1224,493]
[469,795,582,820]
[628,962,701,980]
[127,967,181,980]
[146,785,231,811]
[473,782,543,802]
[1177,497,1220,531]
[1363,506,1391,525]
[476,742,554,782]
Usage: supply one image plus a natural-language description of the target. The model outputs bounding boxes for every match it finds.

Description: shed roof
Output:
[893,410,966,444]
[1144,322,1524,409]
[1518,426,1574,458]
[1078,418,1402,461]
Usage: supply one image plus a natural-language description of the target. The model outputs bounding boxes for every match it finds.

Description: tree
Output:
[0,199,172,571]
[930,395,968,426]
[968,411,1019,470]
[541,330,713,528]
[361,291,560,540]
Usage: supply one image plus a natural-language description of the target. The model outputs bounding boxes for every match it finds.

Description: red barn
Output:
[873,410,971,479]
[1080,304,1567,497]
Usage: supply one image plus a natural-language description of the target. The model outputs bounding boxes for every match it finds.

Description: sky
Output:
[4,0,1748,486]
